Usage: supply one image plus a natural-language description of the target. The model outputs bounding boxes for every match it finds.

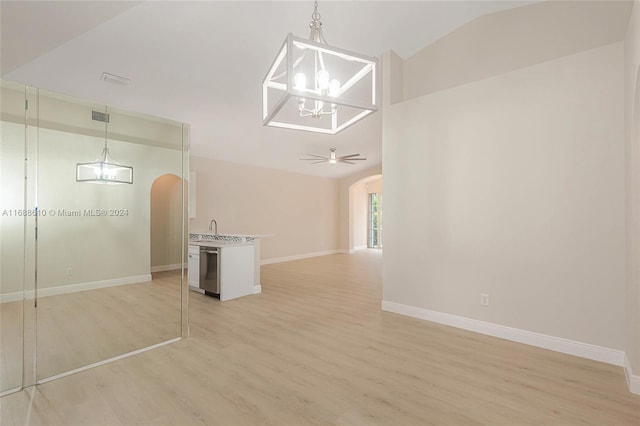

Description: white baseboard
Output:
[0,291,23,303]
[381,300,625,367]
[0,386,23,398]
[624,353,640,395]
[39,274,152,299]
[189,285,204,294]
[339,248,383,254]
[261,250,340,265]
[1,274,152,303]
[151,263,186,273]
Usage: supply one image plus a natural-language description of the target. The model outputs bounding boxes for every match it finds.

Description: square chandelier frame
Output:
[76,161,133,184]
[262,33,380,135]
[76,110,134,185]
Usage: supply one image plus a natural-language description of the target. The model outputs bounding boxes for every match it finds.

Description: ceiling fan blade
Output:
[339,153,361,158]
[342,160,356,165]
[311,160,328,164]
[338,157,366,161]
[300,158,326,161]
[303,154,329,159]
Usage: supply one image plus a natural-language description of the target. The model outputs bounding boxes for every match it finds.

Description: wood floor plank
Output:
[1,251,639,425]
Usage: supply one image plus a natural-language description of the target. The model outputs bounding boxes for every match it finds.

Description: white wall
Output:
[350,182,368,250]
[0,121,26,295]
[367,178,382,194]
[190,156,339,261]
[625,1,640,378]
[0,84,29,296]
[383,42,626,351]
[403,1,632,101]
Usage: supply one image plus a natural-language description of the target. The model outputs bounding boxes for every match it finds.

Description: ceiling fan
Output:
[300,148,366,165]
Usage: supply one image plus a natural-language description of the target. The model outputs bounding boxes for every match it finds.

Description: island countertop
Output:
[188,240,254,248]
[189,232,273,239]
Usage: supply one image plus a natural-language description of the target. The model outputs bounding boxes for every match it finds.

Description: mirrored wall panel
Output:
[0,80,188,391]
[0,81,27,394]
[35,90,186,380]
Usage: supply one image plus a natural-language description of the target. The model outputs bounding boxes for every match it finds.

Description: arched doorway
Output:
[150,174,183,272]
[349,174,383,251]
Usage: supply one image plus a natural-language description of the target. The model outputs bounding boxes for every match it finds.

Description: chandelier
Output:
[262,1,379,134]
[76,109,133,184]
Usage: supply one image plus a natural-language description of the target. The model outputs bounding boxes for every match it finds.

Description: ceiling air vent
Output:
[100,72,130,85]
[92,110,110,123]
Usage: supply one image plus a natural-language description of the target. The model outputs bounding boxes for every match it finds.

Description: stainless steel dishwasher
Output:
[199,246,220,296]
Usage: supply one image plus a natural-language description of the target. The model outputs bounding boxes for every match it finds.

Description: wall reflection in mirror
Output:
[0,80,188,393]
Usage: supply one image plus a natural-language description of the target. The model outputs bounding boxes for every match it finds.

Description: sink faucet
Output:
[209,219,218,236]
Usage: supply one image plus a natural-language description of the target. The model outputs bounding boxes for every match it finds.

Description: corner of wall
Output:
[624,353,640,395]
[624,0,640,390]
[382,49,404,106]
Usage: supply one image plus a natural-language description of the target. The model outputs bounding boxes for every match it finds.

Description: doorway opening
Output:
[368,192,383,248]
[348,174,382,251]
[150,174,184,272]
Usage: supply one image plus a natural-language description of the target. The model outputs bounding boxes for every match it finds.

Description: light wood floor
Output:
[1,272,181,389]
[36,271,182,380]
[0,299,23,392]
[2,252,640,425]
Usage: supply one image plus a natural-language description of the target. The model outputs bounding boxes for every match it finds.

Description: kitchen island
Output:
[188,233,268,301]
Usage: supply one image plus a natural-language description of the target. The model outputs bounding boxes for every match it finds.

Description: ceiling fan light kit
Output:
[262,1,380,135]
[301,148,366,165]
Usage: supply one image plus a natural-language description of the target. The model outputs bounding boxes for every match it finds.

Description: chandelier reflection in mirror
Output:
[262,1,379,134]
[76,108,133,184]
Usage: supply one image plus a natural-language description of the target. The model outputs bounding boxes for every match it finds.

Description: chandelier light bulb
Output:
[317,70,330,90]
[294,73,307,90]
[95,164,116,180]
[328,79,340,97]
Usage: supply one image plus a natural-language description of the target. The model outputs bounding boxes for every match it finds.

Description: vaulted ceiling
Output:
[3,1,543,178]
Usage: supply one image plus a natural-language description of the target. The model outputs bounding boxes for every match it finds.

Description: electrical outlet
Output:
[66,268,73,276]
[480,293,489,306]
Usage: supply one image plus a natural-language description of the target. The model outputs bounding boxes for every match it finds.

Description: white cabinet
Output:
[188,242,255,300]
[188,245,200,291]
[219,244,255,301]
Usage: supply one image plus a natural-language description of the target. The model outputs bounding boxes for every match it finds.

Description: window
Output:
[368,193,383,248]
